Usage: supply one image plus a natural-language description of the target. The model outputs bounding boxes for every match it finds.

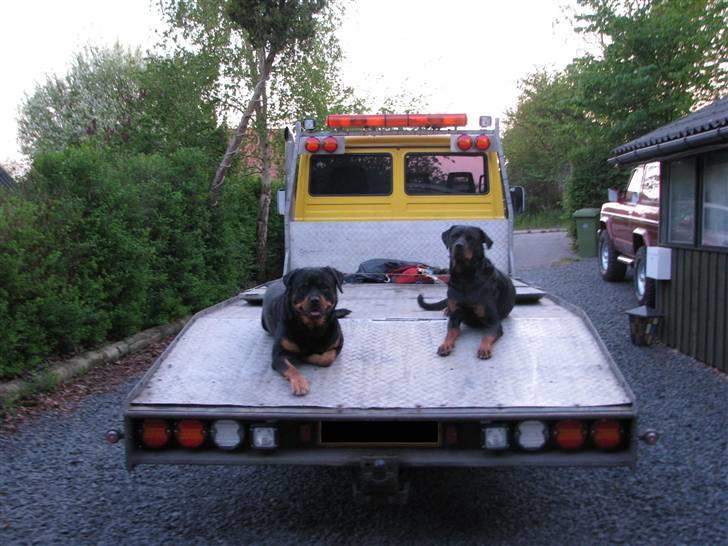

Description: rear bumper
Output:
[127,446,636,469]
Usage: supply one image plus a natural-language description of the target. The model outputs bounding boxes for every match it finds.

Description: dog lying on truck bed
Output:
[262,267,349,396]
[417,225,515,359]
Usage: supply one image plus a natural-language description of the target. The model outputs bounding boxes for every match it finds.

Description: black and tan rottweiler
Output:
[417,225,516,359]
[262,267,349,395]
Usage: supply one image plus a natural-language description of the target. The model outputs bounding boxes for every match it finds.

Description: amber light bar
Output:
[326,113,467,129]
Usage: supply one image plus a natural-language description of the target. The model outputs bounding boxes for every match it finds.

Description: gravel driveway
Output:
[1,258,726,546]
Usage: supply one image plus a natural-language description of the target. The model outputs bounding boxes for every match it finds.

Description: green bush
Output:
[0,144,278,381]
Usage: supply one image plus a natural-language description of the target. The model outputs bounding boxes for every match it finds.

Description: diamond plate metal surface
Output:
[132,284,631,410]
[289,219,511,274]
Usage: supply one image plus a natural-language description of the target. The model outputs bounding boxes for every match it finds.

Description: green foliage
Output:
[0,145,269,381]
[504,0,727,219]
[503,71,578,212]
[514,209,569,231]
[17,44,145,156]
[225,0,327,53]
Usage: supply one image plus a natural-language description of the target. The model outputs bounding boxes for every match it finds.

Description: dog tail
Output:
[334,308,352,319]
[417,294,448,311]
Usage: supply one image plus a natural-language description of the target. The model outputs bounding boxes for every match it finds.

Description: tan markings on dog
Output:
[447,299,459,313]
[280,337,302,353]
[477,334,498,360]
[305,349,338,367]
[474,304,486,319]
[294,295,334,327]
[438,328,460,356]
[282,360,309,396]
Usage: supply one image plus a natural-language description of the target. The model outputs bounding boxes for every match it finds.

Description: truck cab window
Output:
[405,154,489,195]
[309,154,392,196]
[625,165,644,204]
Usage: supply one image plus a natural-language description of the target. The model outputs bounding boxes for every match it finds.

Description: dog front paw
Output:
[288,374,310,396]
[438,343,454,356]
[477,348,492,360]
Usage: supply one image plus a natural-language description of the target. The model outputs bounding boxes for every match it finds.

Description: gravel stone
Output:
[1,258,726,545]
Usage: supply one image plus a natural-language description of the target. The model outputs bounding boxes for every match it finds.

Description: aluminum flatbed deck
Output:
[128,281,634,415]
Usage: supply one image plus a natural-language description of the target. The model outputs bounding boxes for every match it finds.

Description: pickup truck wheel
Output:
[633,246,656,307]
[598,230,626,281]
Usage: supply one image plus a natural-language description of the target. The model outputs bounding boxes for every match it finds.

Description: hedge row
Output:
[0,145,282,380]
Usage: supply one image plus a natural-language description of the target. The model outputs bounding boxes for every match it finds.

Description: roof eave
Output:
[607,126,728,167]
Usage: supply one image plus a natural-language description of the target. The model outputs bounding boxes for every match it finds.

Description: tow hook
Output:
[105,429,124,444]
[353,457,409,505]
[640,429,659,445]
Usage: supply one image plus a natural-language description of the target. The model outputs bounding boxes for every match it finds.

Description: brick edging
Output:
[0,318,188,406]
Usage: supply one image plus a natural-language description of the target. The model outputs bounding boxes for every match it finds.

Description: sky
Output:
[0,0,590,166]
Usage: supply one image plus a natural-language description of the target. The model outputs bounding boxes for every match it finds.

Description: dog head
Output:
[441,225,493,265]
[282,267,344,327]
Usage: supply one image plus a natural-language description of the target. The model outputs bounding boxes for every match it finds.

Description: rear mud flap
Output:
[352,457,409,505]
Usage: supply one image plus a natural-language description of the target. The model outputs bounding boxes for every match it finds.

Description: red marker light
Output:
[592,419,623,449]
[175,419,207,449]
[305,137,321,153]
[456,134,473,151]
[322,136,338,153]
[141,419,170,449]
[475,134,491,150]
[553,420,586,450]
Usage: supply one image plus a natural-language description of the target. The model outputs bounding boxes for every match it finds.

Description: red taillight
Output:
[592,419,623,449]
[326,113,467,128]
[141,419,170,449]
[322,136,338,153]
[474,134,491,150]
[175,419,206,448]
[304,137,320,153]
[456,134,473,151]
[553,420,586,450]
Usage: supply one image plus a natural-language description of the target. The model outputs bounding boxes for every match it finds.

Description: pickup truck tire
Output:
[633,246,656,307]
[598,230,626,281]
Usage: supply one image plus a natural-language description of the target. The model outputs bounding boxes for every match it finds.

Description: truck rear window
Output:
[309,154,392,196]
[405,153,489,195]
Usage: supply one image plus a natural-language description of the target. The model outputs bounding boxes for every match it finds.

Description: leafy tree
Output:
[503,71,579,212]
[18,45,225,160]
[158,0,366,280]
[18,44,144,156]
[504,0,727,219]
[573,0,727,144]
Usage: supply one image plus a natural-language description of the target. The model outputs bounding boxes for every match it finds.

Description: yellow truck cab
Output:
[280,113,520,275]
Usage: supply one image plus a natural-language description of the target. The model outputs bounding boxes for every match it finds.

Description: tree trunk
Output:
[255,49,272,282]
[209,49,276,205]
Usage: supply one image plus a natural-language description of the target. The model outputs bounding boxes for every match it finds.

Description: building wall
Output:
[657,247,727,372]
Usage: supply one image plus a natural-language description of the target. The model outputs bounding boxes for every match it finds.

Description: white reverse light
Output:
[482,425,510,450]
[515,420,549,451]
[211,419,244,450]
[251,425,279,450]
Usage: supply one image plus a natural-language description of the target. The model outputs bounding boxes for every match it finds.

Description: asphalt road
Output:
[1,248,727,545]
[513,229,576,271]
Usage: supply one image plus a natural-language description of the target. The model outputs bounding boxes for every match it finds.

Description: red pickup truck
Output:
[598,162,660,307]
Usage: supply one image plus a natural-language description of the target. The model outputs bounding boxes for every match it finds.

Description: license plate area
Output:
[319,421,440,447]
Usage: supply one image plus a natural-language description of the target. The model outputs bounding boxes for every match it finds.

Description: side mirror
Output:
[276,190,286,216]
[510,186,526,214]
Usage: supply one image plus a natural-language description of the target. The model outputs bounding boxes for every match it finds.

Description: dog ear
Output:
[441,226,455,249]
[282,269,298,287]
[325,267,345,293]
[478,228,494,249]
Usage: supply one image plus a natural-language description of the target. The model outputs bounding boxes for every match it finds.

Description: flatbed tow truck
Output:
[109,113,653,502]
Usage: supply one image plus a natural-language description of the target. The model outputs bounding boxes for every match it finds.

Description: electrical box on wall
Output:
[646,247,671,280]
